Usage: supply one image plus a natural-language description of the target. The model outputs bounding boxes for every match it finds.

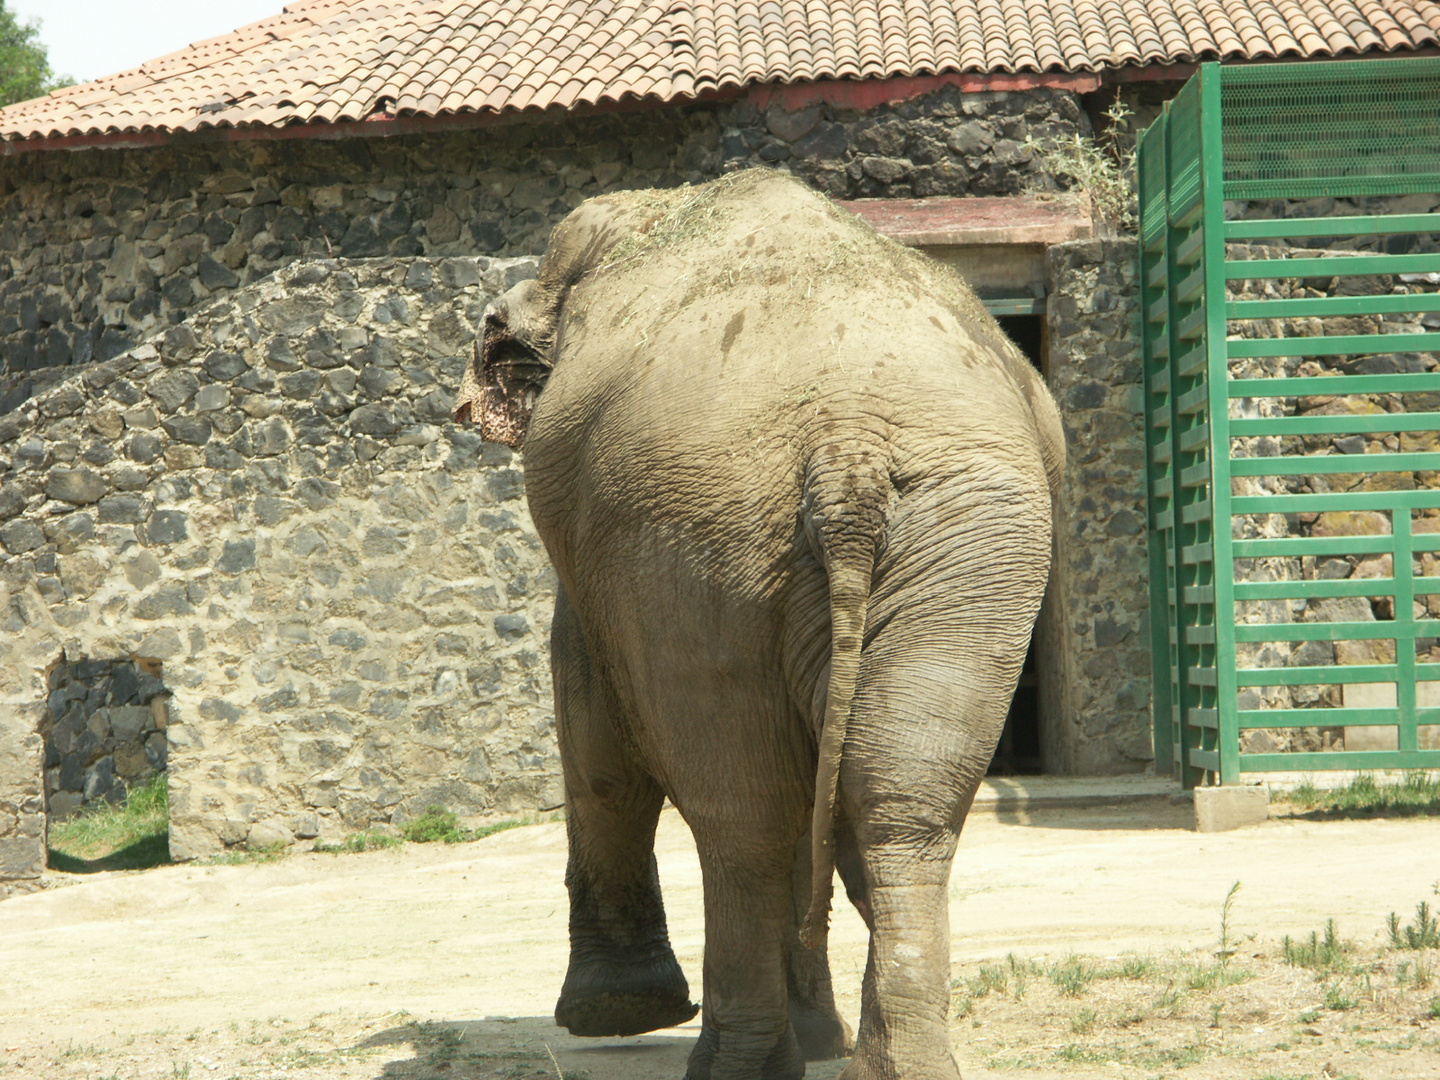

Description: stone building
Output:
[4,0,1439,892]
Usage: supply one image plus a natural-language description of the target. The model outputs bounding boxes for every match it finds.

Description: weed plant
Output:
[1023,99,1137,234]
[1387,901,1440,950]
[1050,956,1095,998]
[1282,919,1355,976]
[47,774,170,872]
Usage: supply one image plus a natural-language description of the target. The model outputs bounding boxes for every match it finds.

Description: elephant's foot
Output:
[838,1046,962,1080]
[555,954,697,1037]
[684,1022,805,1080]
[789,1000,852,1061]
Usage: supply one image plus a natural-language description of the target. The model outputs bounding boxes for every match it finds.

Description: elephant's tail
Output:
[798,457,887,950]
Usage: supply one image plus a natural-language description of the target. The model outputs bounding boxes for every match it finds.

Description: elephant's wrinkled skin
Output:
[456,171,1064,1080]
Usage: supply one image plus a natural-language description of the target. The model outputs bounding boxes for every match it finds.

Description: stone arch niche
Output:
[1,255,561,896]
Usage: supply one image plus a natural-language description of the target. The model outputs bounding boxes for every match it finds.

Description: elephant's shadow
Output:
[355,1014,852,1079]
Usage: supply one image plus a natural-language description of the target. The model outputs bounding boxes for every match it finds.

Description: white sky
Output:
[10,0,289,84]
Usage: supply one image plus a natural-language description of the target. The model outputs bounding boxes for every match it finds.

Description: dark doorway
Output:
[988,312,1046,776]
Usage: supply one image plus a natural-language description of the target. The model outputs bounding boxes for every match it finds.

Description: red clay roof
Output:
[2,0,1439,147]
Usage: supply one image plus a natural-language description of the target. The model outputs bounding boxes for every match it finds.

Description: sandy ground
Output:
[1,800,1437,1079]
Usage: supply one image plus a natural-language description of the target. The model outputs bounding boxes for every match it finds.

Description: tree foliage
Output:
[0,1,68,109]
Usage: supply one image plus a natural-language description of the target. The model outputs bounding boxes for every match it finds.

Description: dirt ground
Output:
[2,800,1438,1080]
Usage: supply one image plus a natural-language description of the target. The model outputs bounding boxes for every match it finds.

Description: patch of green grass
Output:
[402,806,468,844]
[471,817,529,841]
[1185,959,1253,992]
[1155,982,1185,1017]
[313,829,403,854]
[966,964,1008,999]
[1388,900,1440,950]
[208,842,288,866]
[1278,770,1440,818]
[1055,1042,1107,1064]
[1115,955,1156,980]
[1050,955,1095,998]
[1325,982,1359,1011]
[1070,1006,1099,1034]
[1429,996,1440,1019]
[47,774,170,872]
[1282,918,1356,976]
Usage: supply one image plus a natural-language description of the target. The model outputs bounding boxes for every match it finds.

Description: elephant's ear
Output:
[456,279,552,450]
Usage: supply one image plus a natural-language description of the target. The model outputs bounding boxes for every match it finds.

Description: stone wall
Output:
[0,87,1086,411]
[1043,238,1152,774]
[43,657,169,820]
[715,86,1084,200]
[0,252,554,892]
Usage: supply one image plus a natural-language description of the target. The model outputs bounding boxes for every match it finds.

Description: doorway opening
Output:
[988,312,1047,776]
[41,656,170,870]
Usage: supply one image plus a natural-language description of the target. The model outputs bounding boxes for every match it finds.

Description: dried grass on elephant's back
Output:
[598,170,995,333]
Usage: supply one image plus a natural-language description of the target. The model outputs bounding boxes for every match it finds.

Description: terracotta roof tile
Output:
[5,0,1440,144]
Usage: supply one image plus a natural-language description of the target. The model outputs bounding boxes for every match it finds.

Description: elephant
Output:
[454,170,1064,1080]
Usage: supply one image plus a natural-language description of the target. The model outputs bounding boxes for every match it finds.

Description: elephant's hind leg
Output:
[840,492,1049,1080]
[551,590,698,1038]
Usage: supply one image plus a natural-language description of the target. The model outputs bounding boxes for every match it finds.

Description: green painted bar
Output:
[1234,579,1395,600]
[1188,748,1221,771]
[1188,708,1219,729]
[1176,264,1205,303]
[1229,451,1440,475]
[1233,621,1416,642]
[1232,490,1440,513]
[1227,373,1440,397]
[1175,343,1207,378]
[1175,227,1205,264]
[1225,213,1440,239]
[1236,663,1397,686]
[1237,708,1399,728]
[1177,307,1207,341]
[1395,511,1421,753]
[1232,536,1394,557]
[1180,461,1212,487]
[1181,498,1214,523]
[1177,382,1210,414]
[1178,423,1210,452]
[1240,750,1440,771]
[1227,331,1440,358]
[1181,542,1213,564]
[1230,412,1440,435]
[1228,293,1440,319]
[1225,252,1440,280]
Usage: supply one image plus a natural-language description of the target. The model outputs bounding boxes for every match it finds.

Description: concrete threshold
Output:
[972,774,1185,816]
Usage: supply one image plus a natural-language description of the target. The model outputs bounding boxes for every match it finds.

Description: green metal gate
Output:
[1139,58,1440,785]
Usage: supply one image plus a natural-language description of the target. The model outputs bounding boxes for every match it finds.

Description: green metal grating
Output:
[1137,59,1440,785]
[1222,57,1440,200]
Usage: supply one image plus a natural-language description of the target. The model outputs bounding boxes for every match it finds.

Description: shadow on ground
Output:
[355,1016,853,1080]
[45,834,171,873]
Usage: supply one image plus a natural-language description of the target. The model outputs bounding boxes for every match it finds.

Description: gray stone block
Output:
[1194,786,1270,833]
